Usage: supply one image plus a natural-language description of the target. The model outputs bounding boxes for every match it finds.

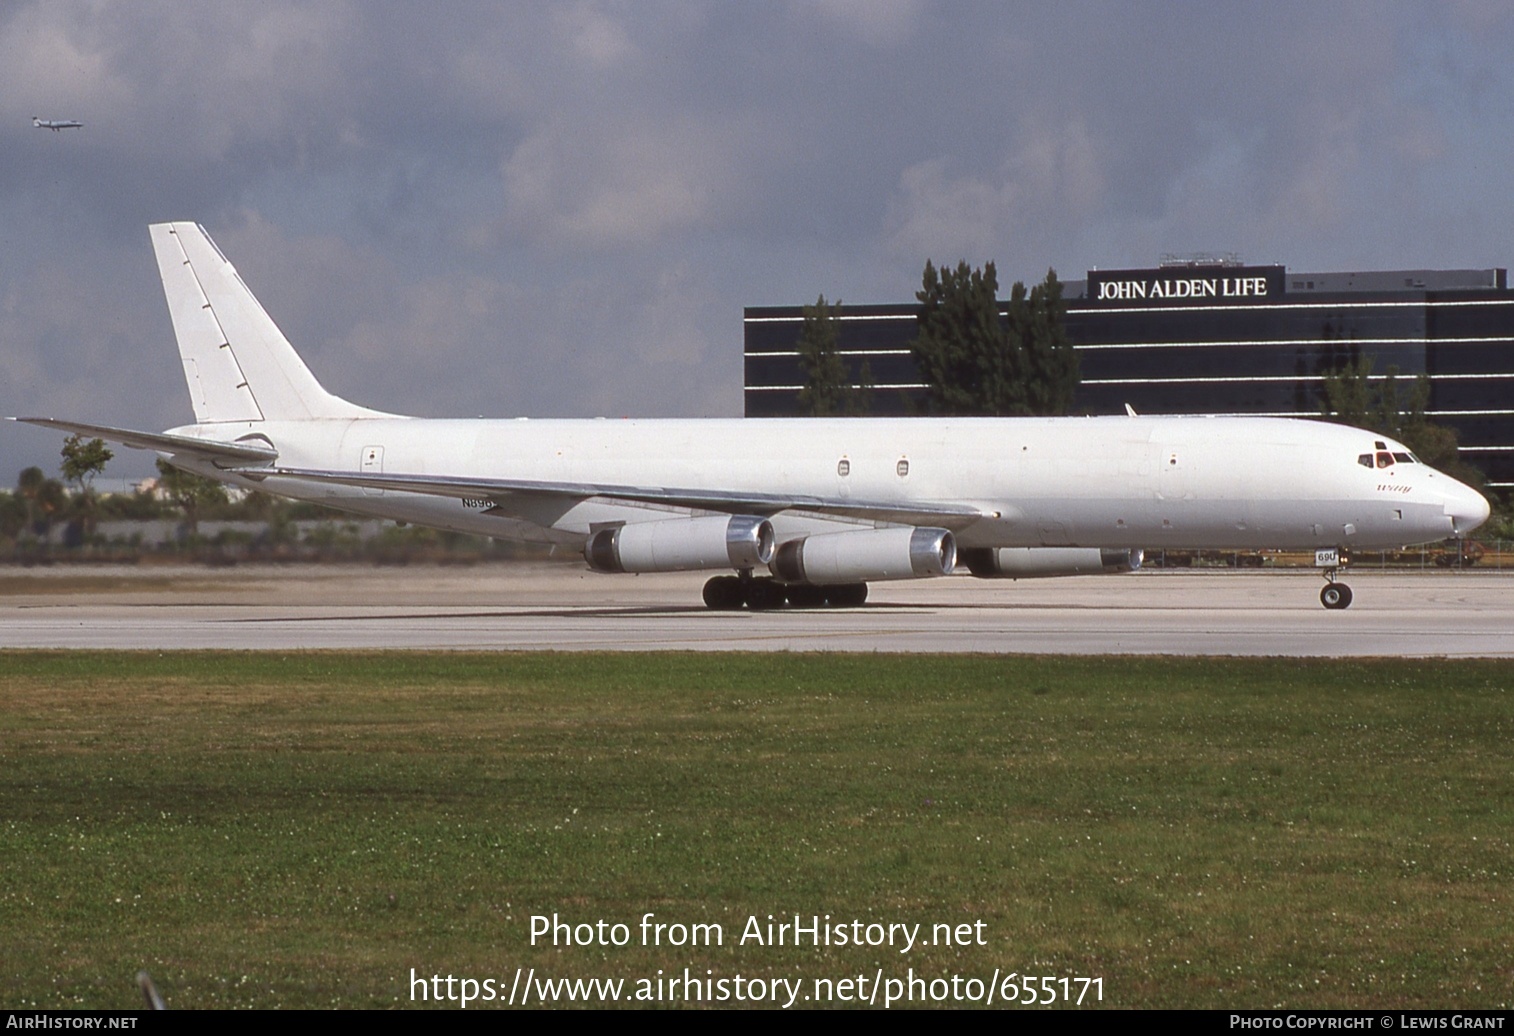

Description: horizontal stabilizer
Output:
[262,465,992,529]
[11,417,278,465]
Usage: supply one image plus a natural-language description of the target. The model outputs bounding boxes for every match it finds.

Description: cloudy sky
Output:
[3,1,1512,480]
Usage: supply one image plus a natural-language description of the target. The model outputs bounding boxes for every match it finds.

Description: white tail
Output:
[150,222,383,423]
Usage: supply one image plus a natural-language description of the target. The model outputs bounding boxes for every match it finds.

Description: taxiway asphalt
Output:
[1,563,1509,655]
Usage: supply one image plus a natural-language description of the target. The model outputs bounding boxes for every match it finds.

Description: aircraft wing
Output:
[264,466,994,529]
[10,418,279,465]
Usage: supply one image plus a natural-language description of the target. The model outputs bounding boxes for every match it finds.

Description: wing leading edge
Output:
[262,465,995,529]
[10,418,278,465]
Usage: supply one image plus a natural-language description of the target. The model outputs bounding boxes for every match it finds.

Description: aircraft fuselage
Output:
[168,413,1484,553]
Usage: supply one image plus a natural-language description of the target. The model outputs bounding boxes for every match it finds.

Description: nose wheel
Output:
[1315,548,1353,610]
[1319,581,1353,610]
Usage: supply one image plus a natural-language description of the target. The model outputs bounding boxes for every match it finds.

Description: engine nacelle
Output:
[585,514,774,573]
[770,527,956,585]
[960,546,1143,579]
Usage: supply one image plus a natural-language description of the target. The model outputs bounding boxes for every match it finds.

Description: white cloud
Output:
[192,211,732,422]
[800,0,924,47]
[498,115,746,250]
[554,2,637,70]
[882,120,1107,268]
[0,5,122,115]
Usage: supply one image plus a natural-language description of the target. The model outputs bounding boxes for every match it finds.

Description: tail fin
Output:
[150,222,384,423]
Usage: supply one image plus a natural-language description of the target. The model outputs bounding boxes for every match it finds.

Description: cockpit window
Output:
[1358,454,1373,468]
[1376,452,1394,468]
[1392,452,1414,463]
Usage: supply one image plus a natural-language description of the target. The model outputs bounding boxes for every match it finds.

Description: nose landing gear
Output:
[1316,548,1353,610]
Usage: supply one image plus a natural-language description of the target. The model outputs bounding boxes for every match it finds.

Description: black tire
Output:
[825,583,869,608]
[1320,583,1353,610]
[745,577,788,611]
[702,575,746,611]
[785,584,828,608]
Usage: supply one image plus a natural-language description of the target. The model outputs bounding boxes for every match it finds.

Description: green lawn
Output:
[1,652,1510,1009]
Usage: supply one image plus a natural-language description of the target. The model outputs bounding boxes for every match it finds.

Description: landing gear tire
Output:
[704,576,869,610]
[1320,583,1353,610]
[745,577,788,611]
[702,575,746,611]
[785,584,828,608]
[825,582,868,608]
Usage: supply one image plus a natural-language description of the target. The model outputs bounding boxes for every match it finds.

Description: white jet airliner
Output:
[32,117,82,131]
[16,223,1491,610]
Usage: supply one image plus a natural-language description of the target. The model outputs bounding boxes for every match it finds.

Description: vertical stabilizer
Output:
[151,222,382,423]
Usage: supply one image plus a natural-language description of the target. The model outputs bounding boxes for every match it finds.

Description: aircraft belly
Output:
[929,494,1452,552]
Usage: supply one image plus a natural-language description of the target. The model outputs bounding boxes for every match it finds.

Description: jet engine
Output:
[585,514,774,573]
[959,546,1143,578]
[770,526,956,585]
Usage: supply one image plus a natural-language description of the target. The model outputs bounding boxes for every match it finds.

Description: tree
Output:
[910,261,1078,416]
[59,435,114,537]
[796,295,869,416]
[35,479,68,541]
[17,466,46,535]
[796,295,847,416]
[17,465,66,540]
[155,458,229,536]
[1018,269,1079,416]
[60,435,113,492]
[912,260,1018,415]
[0,490,24,541]
[1318,353,1378,430]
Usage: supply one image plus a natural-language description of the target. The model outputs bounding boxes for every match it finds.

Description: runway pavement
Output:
[1,562,1509,655]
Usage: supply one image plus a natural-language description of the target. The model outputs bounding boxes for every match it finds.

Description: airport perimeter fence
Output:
[5,532,1514,573]
[3,518,554,566]
[1149,540,1514,572]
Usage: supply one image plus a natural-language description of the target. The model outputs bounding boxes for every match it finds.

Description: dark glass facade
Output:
[744,264,1514,487]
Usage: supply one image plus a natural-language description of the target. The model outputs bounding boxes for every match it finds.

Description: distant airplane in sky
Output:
[15,223,1491,611]
[32,116,82,131]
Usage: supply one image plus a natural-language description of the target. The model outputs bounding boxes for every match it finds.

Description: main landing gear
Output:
[702,572,868,611]
[1316,548,1353,610]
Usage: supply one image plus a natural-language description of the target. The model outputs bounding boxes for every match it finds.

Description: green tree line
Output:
[797,260,1079,418]
[1,437,531,562]
[912,261,1077,416]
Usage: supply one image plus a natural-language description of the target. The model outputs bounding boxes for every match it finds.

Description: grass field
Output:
[1,652,1510,1009]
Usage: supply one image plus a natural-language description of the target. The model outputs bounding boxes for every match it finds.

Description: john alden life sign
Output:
[1088,265,1285,305]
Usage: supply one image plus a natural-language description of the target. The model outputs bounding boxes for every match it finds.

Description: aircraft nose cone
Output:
[1445,479,1491,536]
